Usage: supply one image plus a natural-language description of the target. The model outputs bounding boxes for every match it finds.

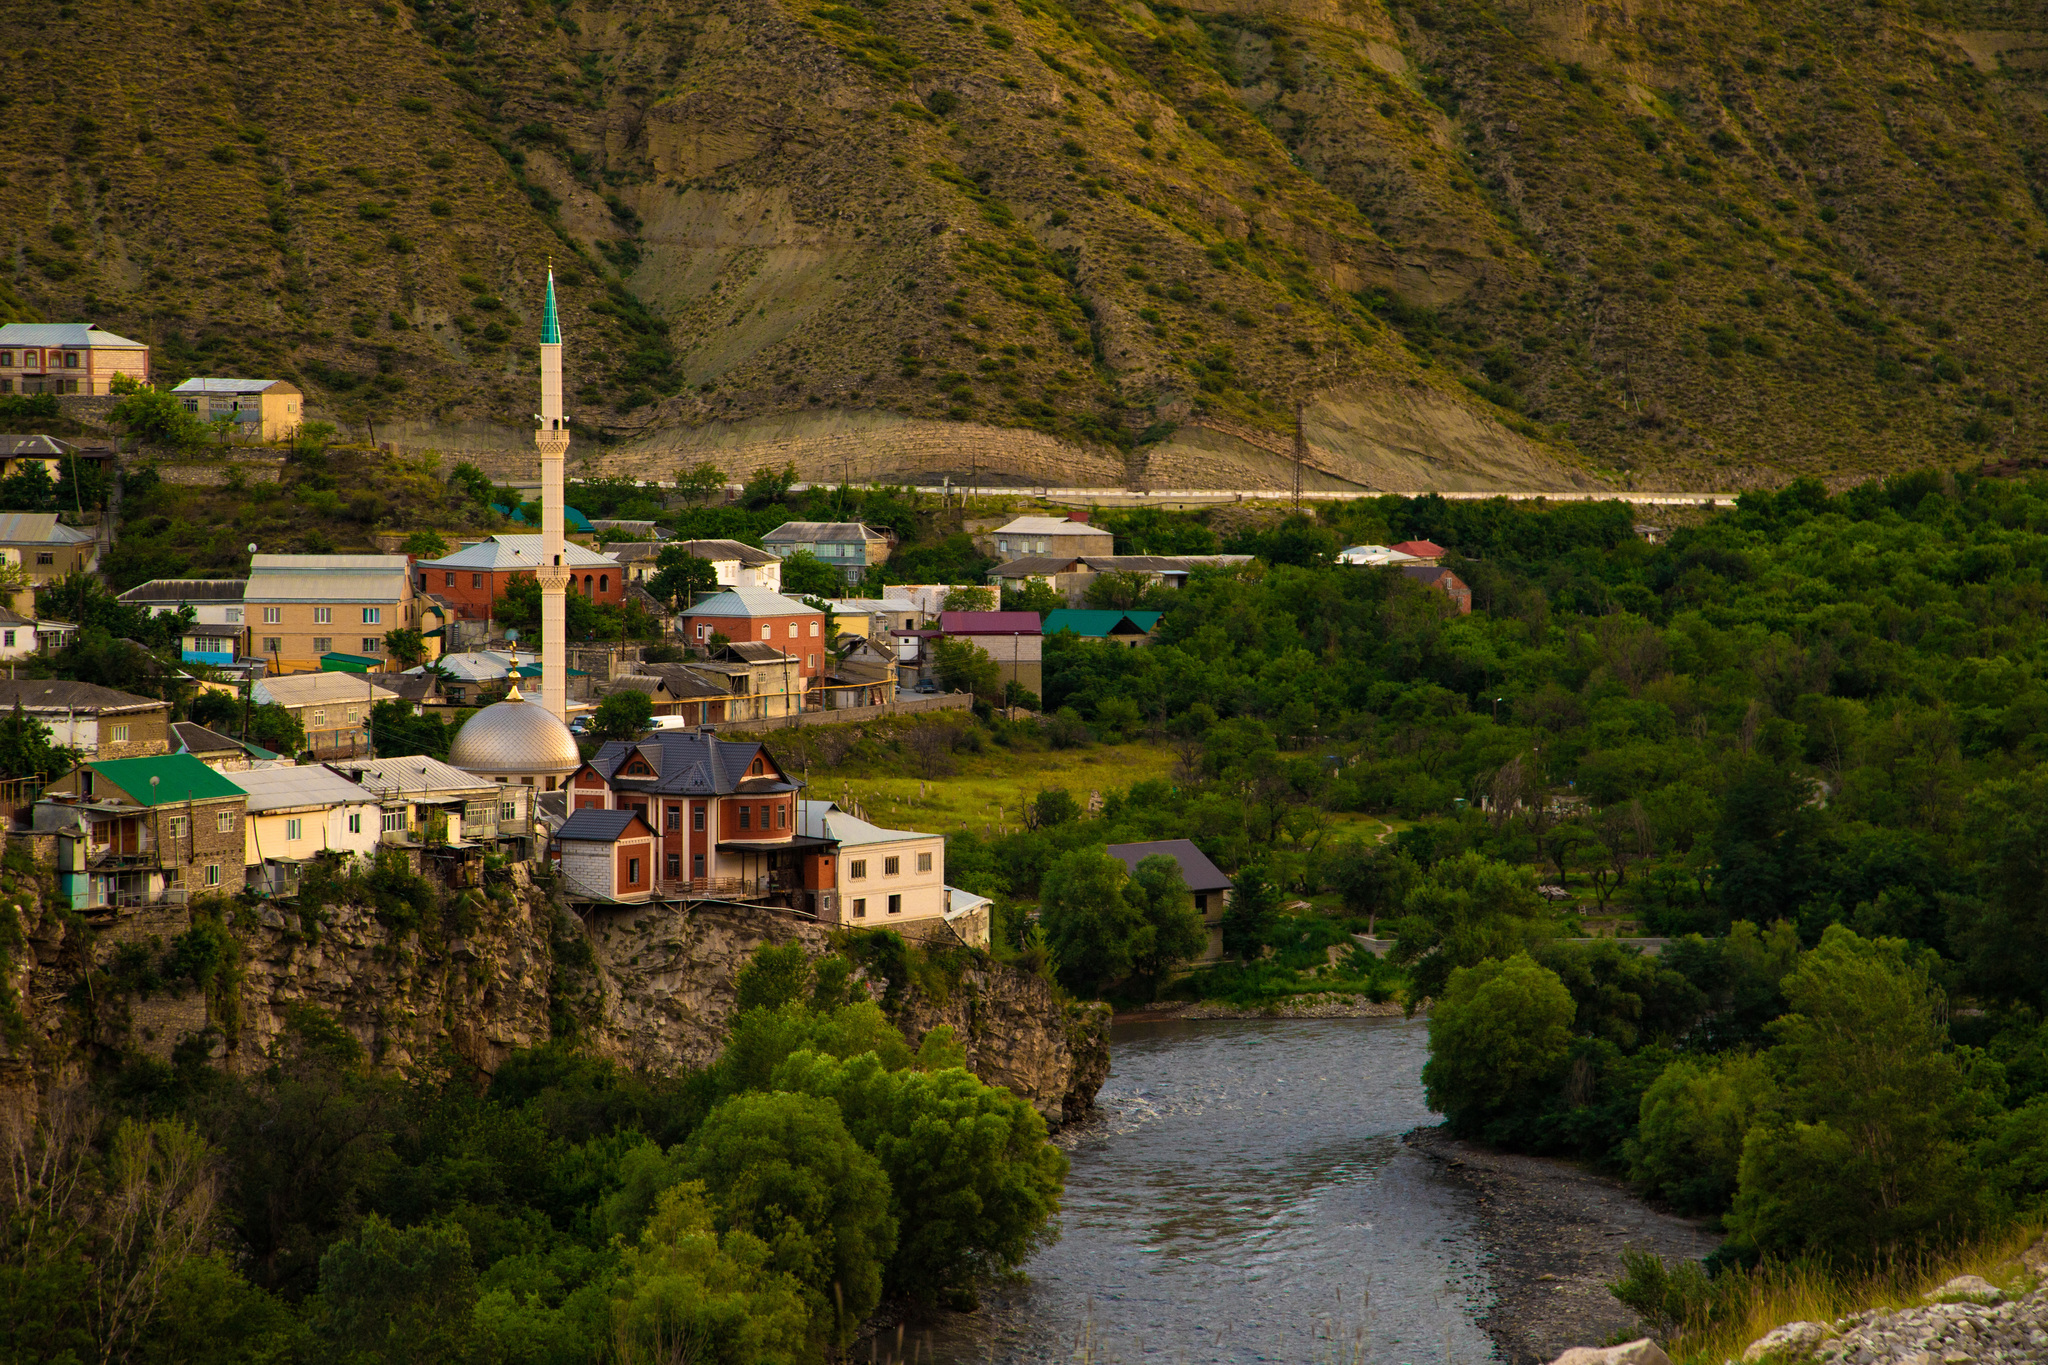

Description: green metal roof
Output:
[320,651,383,673]
[542,269,561,345]
[1043,610,1163,637]
[88,753,244,806]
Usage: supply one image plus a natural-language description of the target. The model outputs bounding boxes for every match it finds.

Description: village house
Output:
[1387,539,1447,565]
[685,642,808,720]
[606,667,731,724]
[0,435,118,486]
[986,553,1252,606]
[796,800,945,931]
[329,756,535,851]
[0,679,169,759]
[0,605,74,658]
[820,597,923,639]
[168,721,260,771]
[0,323,150,395]
[658,538,784,593]
[1337,544,1421,567]
[414,535,623,626]
[677,586,828,683]
[170,378,304,441]
[0,512,100,585]
[760,522,892,585]
[552,808,658,903]
[252,671,397,759]
[1400,565,1474,615]
[820,641,896,710]
[231,765,383,896]
[37,754,246,910]
[1107,838,1234,962]
[989,514,1113,561]
[1042,610,1163,648]
[116,579,250,664]
[243,553,417,673]
[896,611,1043,696]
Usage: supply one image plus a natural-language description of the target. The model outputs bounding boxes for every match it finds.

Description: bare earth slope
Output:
[3,0,2044,489]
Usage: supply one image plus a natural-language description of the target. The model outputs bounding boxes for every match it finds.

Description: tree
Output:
[0,700,66,779]
[244,702,306,757]
[1391,851,1550,1002]
[931,638,1001,702]
[448,462,494,507]
[1123,853,1206,987]
[1325,845,1416,937]
[1221,862,1280,959]
[399,531,448,560]
[0,458,57,512]
[1001,579,1062,615]
[607,1183,811,1365]
[1081,571,1152,611]
[382,627,428,669]
[369,701,452,761]
[940,586,996,612]
[675,461,727,503]
[1039,848,1147,997]
[1625,1052,1778,1216]
[1421,953,1576,1134]
[110,386,207,449]
[313,1215,477,1365]
[590,688,655,742]
[682,1091,896,1353]
[1030,788,1079,828]
[647,546,718,611]
[738,463,798,509]
[778,550,843,598]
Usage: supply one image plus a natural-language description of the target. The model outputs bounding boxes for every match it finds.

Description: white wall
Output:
[558,840,615,899]
[840,832,946,926]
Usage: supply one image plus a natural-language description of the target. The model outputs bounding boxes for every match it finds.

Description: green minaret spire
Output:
[541,267,560,345]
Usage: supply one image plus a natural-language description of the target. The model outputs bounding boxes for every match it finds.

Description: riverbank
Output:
[1113,993,1412,1022]
[1407,1126,1720,1365]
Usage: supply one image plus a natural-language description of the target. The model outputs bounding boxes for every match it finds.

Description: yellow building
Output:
[170,378,304,441]
[243,554,418,673]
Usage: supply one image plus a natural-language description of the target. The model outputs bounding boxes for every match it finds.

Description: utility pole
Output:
[1291,402,1306,514]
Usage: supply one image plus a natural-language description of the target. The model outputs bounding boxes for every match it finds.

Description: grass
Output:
[804,738,1179,835]
[1651,1224,2043,1365]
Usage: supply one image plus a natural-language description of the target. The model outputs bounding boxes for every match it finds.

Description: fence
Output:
[703,691,972,735]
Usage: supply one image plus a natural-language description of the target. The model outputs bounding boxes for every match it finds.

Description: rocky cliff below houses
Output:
[0,855,1106,1128]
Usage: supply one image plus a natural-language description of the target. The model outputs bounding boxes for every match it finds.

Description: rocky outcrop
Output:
[0,867,1105,1126]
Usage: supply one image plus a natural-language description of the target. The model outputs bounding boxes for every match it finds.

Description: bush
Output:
[1421,953,1576,1134]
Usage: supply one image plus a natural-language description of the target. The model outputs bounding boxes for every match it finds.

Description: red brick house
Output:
[676,586,829,685]
[1400,565,1473,614]
[415,535,623,624]
[564,730,836,911]
[552,807,656,903]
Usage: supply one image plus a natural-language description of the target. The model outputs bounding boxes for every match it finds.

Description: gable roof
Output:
[586,731,795,797]
[1387,540,1446,558]
[245,554,410,603]
[88,753,244,806]
[988,556,1086,578]
[1400,565,1466,588]
[0,435,76,458]
[636,664,733,700]
[761,521,889,545]
[795,799,927,847]
[0,679,165,714]
[995,516,1113,538]
[254,672,398,709]
[419,536,616,571]
[940,611,1042,636]
[1043,610,1162,638]
[557,807,648,843]
[681,585,822,619]
[668,538,779,566]
[0,513,94,545]
[1077,555,1255,573]
[230,764,379,813]
[170,721,244,755]
[1106,839,1233,893]
[330,756,499,798]
[0,323,146,349]
[117,578,248,604]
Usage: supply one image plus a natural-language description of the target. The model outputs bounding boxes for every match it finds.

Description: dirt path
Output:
[1407,1126,1722,1365]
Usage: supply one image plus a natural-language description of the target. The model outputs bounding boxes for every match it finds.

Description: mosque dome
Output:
[447,686,581,780]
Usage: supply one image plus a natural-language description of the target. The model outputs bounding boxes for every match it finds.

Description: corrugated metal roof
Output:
[230,764,378,813]
[170,378,298,395]
[939,611,1042,635]
[419,535,616,570]
[670,538,779,565]
[89,753,243,806]
[989,556,1084,576]
[682,586,821,619]
[117,578,248,603]
[0,513,93,545]
[795,799,927,846]
[0,323,146,349]
[1042,610,1161,637]
[331,755,499,798]
[244,567,410,602]
[761,521,888,544]
[995,516,1112,537]
[0,435,74,457]
[0,679,162,713]
[253,673,399,709]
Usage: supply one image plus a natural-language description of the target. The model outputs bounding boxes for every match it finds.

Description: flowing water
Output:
[920,1016,1497,1365]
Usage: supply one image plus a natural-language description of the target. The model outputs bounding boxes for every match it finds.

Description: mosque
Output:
[445,270,584,792]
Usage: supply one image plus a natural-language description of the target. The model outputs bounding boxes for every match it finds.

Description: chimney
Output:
[1066,510,1091,523]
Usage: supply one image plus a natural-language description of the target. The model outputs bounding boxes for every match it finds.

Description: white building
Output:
[796,800,946,931]
[0,604,73,658]
[231,765,383,895]
[663,539,783,593]
[1337,545,1421,567]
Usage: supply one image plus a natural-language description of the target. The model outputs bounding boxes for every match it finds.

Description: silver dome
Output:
[447,690,582,778]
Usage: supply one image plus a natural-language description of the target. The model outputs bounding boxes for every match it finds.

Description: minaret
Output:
[535,268,570,723]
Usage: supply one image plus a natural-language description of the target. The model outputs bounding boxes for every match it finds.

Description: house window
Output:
[216,810,233,833]
[884,856,900,876]
[917,852,932,873]
[810,621,820,636]
[787,623,798,638]
[35,552,52,566]
[313,607,332,624]
[226,608,242,623]
[628,857,640,885]
[4,631,15,647]
[286,818,302,840]
[168,816,188,839]
[760,626,771,640]
[382,810,407,832]
[775,804,786,829]
[888,894,901,915]
[445,573,456,587]
[696,624,709,640]
[667,854,680,878]
[312,709,326,727]
[362,608,381,624]
[850,859,866,879]
[110,724,129,742]
[362,638,380,653]
[693,853,705,877]
[599,575,608,593]
[808,655,817,669]
[348,812,362,834]
[205,864,221,887]
[853,897,866,918]
[501,801,516,819]
[738,806,750,830]
[0,352,9,366]
[264,607,281,624]
[64,352,79,368]
[692,805,705,831]
[1195,893,1208,912]
[313,637,331,654]
[345,707,358,724]
[666,805,680,831]
[263,637,280,654]
[471,574,483,589]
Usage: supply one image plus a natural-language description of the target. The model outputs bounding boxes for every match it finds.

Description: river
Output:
[920,1016,1499,1365]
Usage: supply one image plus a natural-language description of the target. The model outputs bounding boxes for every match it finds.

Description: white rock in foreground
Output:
[1742,1320,1828,1361]
[1550,1340,1673,1365]
[1924,1273,2003,1303]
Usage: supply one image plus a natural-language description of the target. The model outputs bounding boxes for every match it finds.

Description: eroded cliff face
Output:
[0,867,1104,1127]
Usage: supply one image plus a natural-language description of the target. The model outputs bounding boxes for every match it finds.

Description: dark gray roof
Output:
[761,521,889,545]
[557,807,646,842]
[719,640,795,664]
[171,721,243,754]
[669,538,779,566]
[0,435,75,458]
[1400,565,1466,588]
[1106,839,1233,893]
[989,556,1084,577]
[366,672,439,703]
[1078,555,1256,573]
[588,731,795,797]
[116,578,247,604]
[0,679,165,714]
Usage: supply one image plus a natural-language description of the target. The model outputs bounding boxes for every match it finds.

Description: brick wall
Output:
[150,796,246,894]
[92,705,171,760]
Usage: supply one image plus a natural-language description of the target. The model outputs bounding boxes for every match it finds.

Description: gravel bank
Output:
[1407,1126,1722,1365]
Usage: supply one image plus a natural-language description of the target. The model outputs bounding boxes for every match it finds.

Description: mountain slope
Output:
[2,0,2044,489]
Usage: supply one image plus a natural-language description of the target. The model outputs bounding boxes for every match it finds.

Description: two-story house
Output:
[676,586,828,687]
[116,579,249,664]
[37,754,247,909]
[243,553,416,673]
[170,378,304,441]
[0,680,169,759]
[760,522,892,585]
[0,323,150,395]
[989,514,1114,561]
[328,756,534,850]
[251,672,398,759]
[796,800,945,931]
[667,539,784,592]
[0,512,99,584]
[415,535,623,626]
[230,764,383,896]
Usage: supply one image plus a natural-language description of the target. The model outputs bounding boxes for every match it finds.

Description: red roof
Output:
[1388,540,1446,558]
[939,611,1043,635]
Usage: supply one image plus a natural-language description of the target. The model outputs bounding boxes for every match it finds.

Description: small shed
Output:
[554,807,656,903]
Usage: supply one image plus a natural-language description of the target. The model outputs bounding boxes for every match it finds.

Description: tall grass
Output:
[1637,1223,2044,1365]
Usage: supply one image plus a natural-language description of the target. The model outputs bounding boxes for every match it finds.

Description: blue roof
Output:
[490,503,594,533]
[1043,610,1163,637]
[542,269,561,345]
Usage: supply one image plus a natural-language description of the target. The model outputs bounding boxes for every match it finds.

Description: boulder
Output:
[1550,1341,1673,1365]
[2022,1235,2048,1277]
[1740,1321,1829,1362]
[1924,1273,2002,1303]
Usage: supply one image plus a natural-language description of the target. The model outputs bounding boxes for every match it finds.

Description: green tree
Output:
[681,1092,896,1353]
[1221,862,1279,959]
[738,463,798,509]
[590,688,655,743]
[245,702,306,757]
[0,700,65,778]
[675,461,727,503]
[1728,926,1990,1261]
[647,546,718,611]
[399,531,448,559]
[449,462,494,507]
[778,550,843,598]
[1421,953,1576,1134]
[0,458,57,512]
[1625,1052,1778,1216]
[1391,851,1550,1002]
[1030,788,1079,827]
[607,1183,810,1365]
[110,386,207,449]
[1325,845,1416,937]
[1038,848,1147,998]
[932,638,1001,702]
[1123,853,1206,987]
[313,1215,478,1365]
[369,701,452,761]
[940,586,996,612]
[1001,579,1062,615]
[1081,571,1152,611]
[382,627,428,669]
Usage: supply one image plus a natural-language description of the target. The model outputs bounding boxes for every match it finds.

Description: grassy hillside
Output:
[2,0,2045,487]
